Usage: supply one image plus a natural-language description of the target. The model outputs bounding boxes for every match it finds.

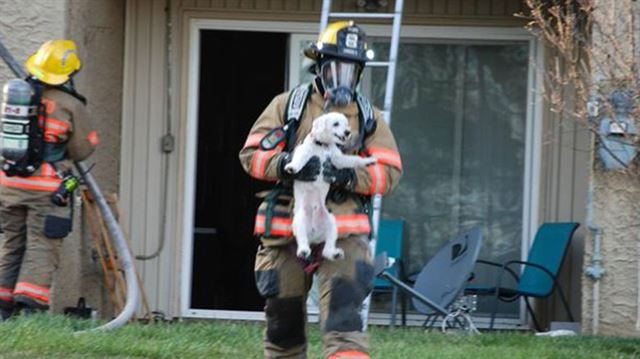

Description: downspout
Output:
[584,85,606,334]
[585,164,605,335]
[637,223,640,331]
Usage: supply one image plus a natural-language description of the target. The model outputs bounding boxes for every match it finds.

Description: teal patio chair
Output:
[373,219,405,327]
[465,222,579,331]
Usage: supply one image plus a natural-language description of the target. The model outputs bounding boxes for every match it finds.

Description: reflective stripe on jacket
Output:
[239,88,402,240]
[0,163,61,191]
[254,213,371,237]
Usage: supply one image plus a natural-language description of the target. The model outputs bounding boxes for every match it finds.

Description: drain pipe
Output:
[637,232,640,331]
[585,180,605,335]
[584,93,605,335]
[0,38,138,332]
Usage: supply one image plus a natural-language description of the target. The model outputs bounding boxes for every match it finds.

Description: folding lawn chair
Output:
[374,228,483,333]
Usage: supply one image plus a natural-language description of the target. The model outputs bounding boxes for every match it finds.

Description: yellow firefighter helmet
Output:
[304,21,374,63]
[25,40,81,85]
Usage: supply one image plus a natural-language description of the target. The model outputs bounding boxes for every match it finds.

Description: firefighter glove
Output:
[277,152,321,182]
[323,159,356,189]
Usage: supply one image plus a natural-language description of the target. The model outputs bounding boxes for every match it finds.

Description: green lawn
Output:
[0,315,638,358]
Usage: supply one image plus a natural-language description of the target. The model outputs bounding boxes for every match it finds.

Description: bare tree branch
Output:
[525,0,640,170]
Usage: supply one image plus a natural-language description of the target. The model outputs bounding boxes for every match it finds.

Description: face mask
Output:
[319,59,361,108]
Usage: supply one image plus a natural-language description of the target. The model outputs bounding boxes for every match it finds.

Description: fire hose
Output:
[0,38,138,332]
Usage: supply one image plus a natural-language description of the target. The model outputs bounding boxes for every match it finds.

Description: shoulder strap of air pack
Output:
[259,83,312,236]
[282,83,313,152]
[355,91,377,152]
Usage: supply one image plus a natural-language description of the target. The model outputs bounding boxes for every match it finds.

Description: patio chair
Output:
[374,228,483,333]
[464,222,579,331]
[372,219,405,327]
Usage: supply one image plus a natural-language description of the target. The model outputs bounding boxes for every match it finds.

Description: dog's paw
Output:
[297,246,311,259]
[284,163,298,174]
[362,157,377,166]
[322,247,344,261]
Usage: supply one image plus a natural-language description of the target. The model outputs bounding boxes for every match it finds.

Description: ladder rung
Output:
[367,61,391,67]
[329,12,397,19]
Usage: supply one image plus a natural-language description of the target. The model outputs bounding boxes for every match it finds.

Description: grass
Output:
[0,315,638,358]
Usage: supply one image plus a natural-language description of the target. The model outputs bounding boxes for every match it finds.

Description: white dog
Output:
[284,112,376,260]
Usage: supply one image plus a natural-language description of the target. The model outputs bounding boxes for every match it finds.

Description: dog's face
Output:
[311,112,352,146]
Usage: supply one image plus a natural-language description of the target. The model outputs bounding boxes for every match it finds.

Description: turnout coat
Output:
[239,87,402,246]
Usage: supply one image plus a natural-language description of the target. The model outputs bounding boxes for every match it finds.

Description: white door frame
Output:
[180,18,543,324]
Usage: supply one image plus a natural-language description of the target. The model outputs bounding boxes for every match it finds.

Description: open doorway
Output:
[190,29,288,311]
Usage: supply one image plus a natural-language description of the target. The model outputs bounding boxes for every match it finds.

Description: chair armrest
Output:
[476,259,503,267]
[474,259,520,282]
[503,260,557,284]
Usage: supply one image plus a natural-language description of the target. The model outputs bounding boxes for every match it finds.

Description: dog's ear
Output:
[312,115,327,136]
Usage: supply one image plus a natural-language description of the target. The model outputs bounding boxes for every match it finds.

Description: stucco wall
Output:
[67,0,124,196]
[0,0,67,83]
[582,0,640,337]
[583,167,640,336]
[57,0,126,317]
[0,0,125,317]
[0,0,71,311]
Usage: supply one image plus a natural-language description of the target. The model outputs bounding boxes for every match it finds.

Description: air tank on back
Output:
[1,78,35,162]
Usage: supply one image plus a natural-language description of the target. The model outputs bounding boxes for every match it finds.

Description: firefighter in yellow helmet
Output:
[239,22,402,358]
[0,40,98,319]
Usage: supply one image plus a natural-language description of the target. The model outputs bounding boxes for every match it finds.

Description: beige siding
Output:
[539,101,590,325]
[122,0,588,323]
[534,47,590,328]
[121,0,176,315]
[176,0,527,26]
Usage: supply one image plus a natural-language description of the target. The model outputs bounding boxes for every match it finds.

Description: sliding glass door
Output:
[365,40,530,317]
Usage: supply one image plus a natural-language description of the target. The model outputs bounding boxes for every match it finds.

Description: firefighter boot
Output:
[0,298,15,321]
[15,296,47,316]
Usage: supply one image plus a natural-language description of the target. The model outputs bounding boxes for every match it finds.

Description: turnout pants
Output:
[0,186,71,310]
[255,235,374,359]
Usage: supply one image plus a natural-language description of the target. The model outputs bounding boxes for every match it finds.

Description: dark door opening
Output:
[190,29,287,311]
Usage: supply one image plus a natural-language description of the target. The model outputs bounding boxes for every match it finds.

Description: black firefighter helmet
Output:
[304,21,374,107]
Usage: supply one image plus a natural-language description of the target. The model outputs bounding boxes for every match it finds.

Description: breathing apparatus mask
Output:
[304,21,373,109]
[318,59,362,108]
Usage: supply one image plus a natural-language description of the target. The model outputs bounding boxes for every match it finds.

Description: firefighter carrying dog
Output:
[0,40,98,319]
[239,22,402,359]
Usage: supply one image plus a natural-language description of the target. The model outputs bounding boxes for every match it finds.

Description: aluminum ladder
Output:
[318,0,405,329]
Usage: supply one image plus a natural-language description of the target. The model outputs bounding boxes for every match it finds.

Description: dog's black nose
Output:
[344,130,351,137]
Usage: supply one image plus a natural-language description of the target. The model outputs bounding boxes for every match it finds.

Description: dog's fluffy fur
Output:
[284,112,376,260]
